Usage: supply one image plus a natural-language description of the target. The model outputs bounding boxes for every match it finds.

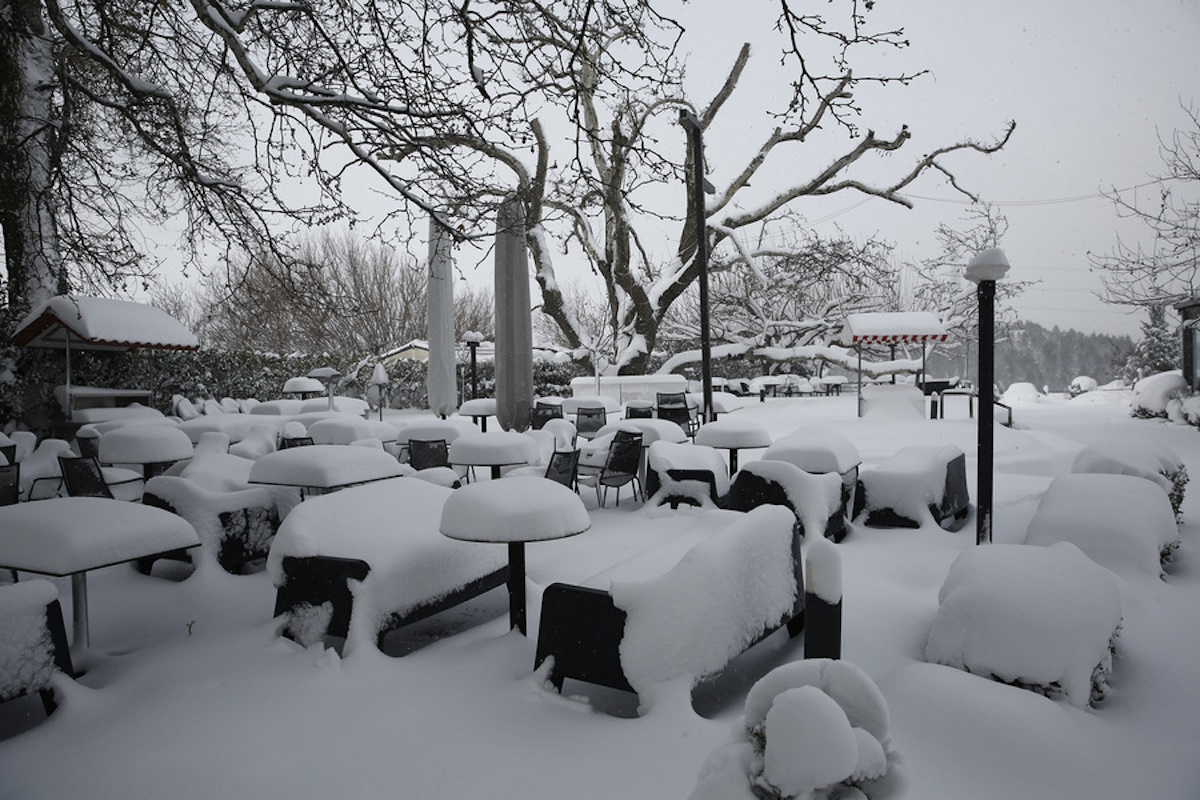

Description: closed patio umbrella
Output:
[427,215,458,418]
[494,198,533,431]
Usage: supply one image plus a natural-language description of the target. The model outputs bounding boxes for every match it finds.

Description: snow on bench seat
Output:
[857,444,969,531]
[267,477,507,654]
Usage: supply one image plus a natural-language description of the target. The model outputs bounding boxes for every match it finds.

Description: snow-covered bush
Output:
[998,382,1042,404]
[1071,441,1188,523]
[690,659,894,800]
[1026,473,1179,576]
[1068,376,1098,396]
[0,580,63,703]
[926,543,1122,708]
[1130,370,1187,419]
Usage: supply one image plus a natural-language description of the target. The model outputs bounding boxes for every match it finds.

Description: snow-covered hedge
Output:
[1026,473,1179,576]
[690,659,894,800]
[1071,441,1188,523]
[926,543,1122,708]
[1130,370,1187,419]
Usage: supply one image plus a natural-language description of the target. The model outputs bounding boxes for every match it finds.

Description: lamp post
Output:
[463,331,483,400]
[965,247,1010,545]
[369,363,389,421]
[679,108,716,424]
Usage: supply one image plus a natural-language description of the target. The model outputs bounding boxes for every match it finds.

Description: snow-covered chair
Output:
[644,440,729,509]
[535,505,804,709]
[725,460,845,541]
[0,580,74,717]
[856,444,969,531]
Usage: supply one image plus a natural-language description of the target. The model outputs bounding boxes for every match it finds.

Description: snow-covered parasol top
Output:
[12,295,199,351]
[839,312,947,346]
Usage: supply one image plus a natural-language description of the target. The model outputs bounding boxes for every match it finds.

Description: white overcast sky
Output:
[671,0,1200,337]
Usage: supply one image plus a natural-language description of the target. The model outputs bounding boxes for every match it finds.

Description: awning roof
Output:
[840,312,947,345]
[11,295,200,351]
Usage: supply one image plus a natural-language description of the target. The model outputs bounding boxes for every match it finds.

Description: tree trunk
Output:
[0,0,63,316]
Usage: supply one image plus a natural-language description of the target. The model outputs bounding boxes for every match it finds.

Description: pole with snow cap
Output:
[804,536,842,660]
[965,247,1010,545]
[679,109,716,424]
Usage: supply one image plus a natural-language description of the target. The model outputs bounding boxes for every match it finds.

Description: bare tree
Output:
[1091,103,1200,308]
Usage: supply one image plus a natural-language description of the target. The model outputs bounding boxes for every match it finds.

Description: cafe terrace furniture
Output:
[440,476,590,635]
[0,579,74,717]
[655,392,699,437]
[458,398,499,432]
[1,463,21,506]
[0,497,200,647]
[449,431,541,480]
[856,443,970,531]
[270,478,509,654]
[527,404,564,430]
[644,440,729,509]
[306,417,398,446]
[535,505,804,706]
[725,460,846,541]
[761,426,863,521]
[576,430,644,508]
[98,423,195,480]
[248,444,404,498]
[694,417,774,473]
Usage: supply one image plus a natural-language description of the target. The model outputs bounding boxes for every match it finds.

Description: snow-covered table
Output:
[457,398,498,432]
[440,476,590,634]
[248,444,404,497]
[0,498,200,647]
[448,431,540,480]
[306,417,398,446]
[98,424,195,478]
[694,417,773,473]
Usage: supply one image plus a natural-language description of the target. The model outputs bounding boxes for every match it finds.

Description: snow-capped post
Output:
[679,109,715,425]
[965,247,1010,545]
[462,331,483,400]
[427,215,458,419]
[494,198,534,431]
[307,366,342,412]
[804,536,842,660]
[369,363,389,421]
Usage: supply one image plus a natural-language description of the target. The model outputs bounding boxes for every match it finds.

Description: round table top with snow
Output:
[99,424,194,465]
[762,426,862,474]
[457,398,498,417]
[439,476,591,544]
[693,417,774,449]
[247,444,405,490]
[594,418,688,445]
[448,430,541,467]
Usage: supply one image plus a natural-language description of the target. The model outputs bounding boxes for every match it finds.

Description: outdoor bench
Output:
[534,505,804,706]
[856,444,969,531]
[267,477,508,654]
[724,460,846,541]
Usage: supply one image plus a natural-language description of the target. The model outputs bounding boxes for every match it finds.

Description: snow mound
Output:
[1131,370,1186,418]
[999,382,1042,404]
[1025,473,1178,577]
[926,543,1122,707]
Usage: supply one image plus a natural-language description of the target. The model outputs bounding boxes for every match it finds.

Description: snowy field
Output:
[1,390,1198,799]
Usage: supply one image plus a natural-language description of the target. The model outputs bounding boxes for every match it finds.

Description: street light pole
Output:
[463,331,483,400]
[679,109,716,424]
[965,248,1010,545]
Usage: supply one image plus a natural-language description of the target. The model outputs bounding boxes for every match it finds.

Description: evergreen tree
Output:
[1123,304,1180,381]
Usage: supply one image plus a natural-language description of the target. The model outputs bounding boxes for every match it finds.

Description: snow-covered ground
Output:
[2,390,1198,799]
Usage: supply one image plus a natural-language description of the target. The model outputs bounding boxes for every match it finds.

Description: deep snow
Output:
[1,390,1198,799]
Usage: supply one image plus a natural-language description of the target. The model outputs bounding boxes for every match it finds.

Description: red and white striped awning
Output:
[839,312,947,345]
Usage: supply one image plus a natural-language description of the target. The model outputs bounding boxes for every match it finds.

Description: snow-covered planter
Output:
[690,659,894,800]
[0,580,72,709]
[926,543,1122,708]
[1026,473,1179,576]
[1131,370,1187,419]
[1071,441,1188,524]
[999,382,1042,404]
[856,444,969,531]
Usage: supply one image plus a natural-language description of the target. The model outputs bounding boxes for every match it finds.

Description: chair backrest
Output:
[529,405,564,430]
[0,463,19,506]
[0,443,15,465]
[603,433,643,477]
[656,392,688,409]
[575,407,607,437]
[544,450,580,489]
[279,436,315,450]
[408,439,450,471]
[57,456,114,499]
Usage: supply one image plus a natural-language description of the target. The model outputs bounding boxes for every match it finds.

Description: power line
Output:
[904,178,1173,208]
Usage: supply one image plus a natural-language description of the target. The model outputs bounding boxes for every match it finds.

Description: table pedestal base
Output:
[508,542,526,634]
[71,572,89,647]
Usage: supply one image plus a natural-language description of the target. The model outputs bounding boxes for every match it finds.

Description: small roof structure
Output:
[839,312,947,345]
[12,295,199,351]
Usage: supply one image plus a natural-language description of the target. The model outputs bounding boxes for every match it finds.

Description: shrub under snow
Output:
[690,659,893,800]
[1131,370,1187,419]
[926,543,1122,708]
[1071,441,1188,523]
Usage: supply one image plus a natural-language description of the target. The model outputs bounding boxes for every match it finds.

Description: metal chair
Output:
[57,455,114,499]
[577,431,643,507]
[574,406,608,440]
[656,392,698,436]
[529,405,564,430]
[1,443,19,464]
[0,463,19,506]
[408,439,451,471]
[279,436,315,449]
[543,449,580,492]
